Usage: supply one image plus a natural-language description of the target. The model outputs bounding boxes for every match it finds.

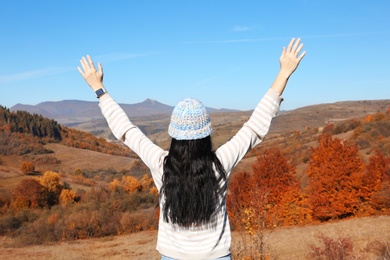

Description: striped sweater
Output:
[99,89,282,259]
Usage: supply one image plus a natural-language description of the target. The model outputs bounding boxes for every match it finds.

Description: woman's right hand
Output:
[78,55,104,92]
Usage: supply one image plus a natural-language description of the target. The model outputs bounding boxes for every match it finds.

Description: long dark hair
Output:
[160,136,227,227]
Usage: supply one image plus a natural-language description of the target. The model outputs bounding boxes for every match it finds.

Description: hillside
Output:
[1,215,389,259]
[0,99,389,260]
[2,98,389,185]
[11,98,389,142]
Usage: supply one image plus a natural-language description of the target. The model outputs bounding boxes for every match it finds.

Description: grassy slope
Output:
[0,215,389,259]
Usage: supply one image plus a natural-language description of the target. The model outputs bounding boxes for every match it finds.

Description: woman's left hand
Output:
[78,55,104,91]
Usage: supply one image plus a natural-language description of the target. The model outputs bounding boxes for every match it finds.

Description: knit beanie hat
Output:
[168,98,212,140]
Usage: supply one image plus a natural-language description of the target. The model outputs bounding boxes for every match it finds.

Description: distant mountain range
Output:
[8,98,390,150]
[10,98,238,126]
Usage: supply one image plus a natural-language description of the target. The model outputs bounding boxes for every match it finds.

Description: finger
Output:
[279,46,286,61]
[292,38,301,53]
[98,62,103,75]
[77,66,84,76]
[296,43,304,56]
[298,50,307,60]
[81,57,89,70]
[287,38,295,52]
[87,55,96,70]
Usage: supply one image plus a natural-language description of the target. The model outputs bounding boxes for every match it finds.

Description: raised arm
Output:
[271,38,306,95]
[77,55,167,185]
[216,38,306,176]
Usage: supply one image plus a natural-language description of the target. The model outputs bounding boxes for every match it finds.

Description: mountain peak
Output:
[142,98,157,104]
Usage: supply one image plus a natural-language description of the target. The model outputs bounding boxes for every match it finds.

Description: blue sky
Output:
[1,0,389,111]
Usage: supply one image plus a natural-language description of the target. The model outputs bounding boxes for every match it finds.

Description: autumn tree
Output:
[228,148,309,228]
[362,149,390,212]
[11,178,47,209]
[60,189,77,206]
[140,174,154,191]
[20,161,35,175]
[306,134,365,221]
[228,148,307,259]
[252,148,310,226]
[227,171,254,231]
[121,176,142,193]
[109,178,122,192]
[36,171,64,207]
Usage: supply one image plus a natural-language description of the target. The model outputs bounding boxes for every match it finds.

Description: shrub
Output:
[120,208,158,234]
[0,213,22,235]
[34,155,61,166]
[11,179,48,209]
[0,209,38,236]
[307,232,359,260]
[20,161,35,175]
[366,239,390,260]
[14,209,63,246]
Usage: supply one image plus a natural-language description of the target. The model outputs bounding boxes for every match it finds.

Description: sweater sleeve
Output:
[98,94,167,188]
[215,88,282,177]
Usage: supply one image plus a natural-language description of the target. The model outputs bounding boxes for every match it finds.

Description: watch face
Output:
[96,89,105,97]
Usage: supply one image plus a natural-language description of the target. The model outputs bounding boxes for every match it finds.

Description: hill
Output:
[9,98,390,155]
[0,98,389,260]
[2,98,389,178]
[10,98,237,126]
[11,99,173,126]
[1,215,389,259]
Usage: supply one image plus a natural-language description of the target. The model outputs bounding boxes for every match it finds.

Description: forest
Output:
[0,105,389,259]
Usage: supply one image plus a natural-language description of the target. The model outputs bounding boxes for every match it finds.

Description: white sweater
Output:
[99,89,282,259]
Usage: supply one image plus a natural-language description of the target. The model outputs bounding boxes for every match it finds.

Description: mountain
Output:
[9,98,390,145]
[11,99,174,125]
[10,98,237,125]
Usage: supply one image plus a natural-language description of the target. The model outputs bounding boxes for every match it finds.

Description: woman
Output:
[78,38,305,260]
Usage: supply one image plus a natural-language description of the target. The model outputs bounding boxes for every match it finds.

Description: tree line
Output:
[0,106,62,140]
[0,105,135,157]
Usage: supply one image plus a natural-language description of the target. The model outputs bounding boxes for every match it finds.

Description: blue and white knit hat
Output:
[168,98,212,140]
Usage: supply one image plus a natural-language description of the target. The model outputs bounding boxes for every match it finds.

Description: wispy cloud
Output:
[185,36,286,44]
[0,67,71,85]
[0,52,162,85]
[95,52,162,63]
[185,31,389,44]
[301,31,389,39]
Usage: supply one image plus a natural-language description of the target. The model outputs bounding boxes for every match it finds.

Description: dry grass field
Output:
[0,215,388,260]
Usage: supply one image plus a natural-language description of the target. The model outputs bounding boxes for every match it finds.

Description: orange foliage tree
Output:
[109,178,122,192]
[140,174,154,191]
[36,171,64,207]
[11,178,47,209]
[227,148,309,230]
[20,161,35,175]
[121,176,142,193]
[306,134,365,221]
[59,189,77,206]
[109,176,143,193]
[252,148,311,226]
[362,149,390,212]
[227,171,254,231]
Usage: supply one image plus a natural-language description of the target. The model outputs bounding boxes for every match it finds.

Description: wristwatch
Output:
[95,88,107,98]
